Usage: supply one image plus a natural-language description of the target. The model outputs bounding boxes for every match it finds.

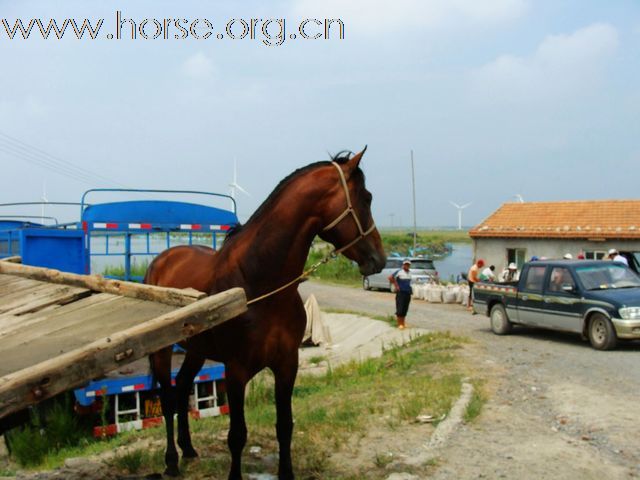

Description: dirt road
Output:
[299,281,640,479]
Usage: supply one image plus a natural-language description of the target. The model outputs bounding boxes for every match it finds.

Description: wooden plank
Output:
[0,297,174,370]
[0,277,45,297]
[1,286,91,316]
[0,287,246,419]
[0,293,118,338]
[0,256,21,263]
[0,263,206,307]
[0,284,72,314]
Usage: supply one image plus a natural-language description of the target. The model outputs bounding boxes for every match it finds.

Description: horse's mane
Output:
[225,151,357,239]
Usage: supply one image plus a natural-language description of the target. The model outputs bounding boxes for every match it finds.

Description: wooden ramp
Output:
[0,261,246,419]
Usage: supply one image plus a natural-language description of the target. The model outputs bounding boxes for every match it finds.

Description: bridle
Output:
[322,162,377,256]
[246,161,376,305]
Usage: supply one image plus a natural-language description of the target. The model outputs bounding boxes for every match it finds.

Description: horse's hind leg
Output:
[151,347,180,477]
[273,358,298,480]
[225,365,249,480]
[175,351,205,458]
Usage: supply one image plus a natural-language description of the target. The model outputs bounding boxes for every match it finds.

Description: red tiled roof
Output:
[469,200,640,239]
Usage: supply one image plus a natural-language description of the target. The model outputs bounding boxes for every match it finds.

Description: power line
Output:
[0,130,128,188]
[0,142,99,185]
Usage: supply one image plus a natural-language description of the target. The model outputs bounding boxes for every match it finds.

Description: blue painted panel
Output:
[0,220,43,230]
[82,201,238,226]
[20,229,86,274]
[74,363,225,406]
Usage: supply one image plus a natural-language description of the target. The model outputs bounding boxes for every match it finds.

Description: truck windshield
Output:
[411,260,434,270]
[575,264,640,290]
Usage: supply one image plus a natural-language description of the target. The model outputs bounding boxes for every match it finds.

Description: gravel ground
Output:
[299,281,640,479]
[5,281,639,479]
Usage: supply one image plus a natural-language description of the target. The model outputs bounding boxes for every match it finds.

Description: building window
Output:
[585,251,606,260]
[507,248,527,269]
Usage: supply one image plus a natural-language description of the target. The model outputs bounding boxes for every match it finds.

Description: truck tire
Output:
[588,313,617,350]
[490,304,512,335]
[363,277,371,290]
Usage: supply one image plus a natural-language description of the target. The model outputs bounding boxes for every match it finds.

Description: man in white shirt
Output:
[479,265,496,282]
[499,263,519,282]
[608,248,629,267]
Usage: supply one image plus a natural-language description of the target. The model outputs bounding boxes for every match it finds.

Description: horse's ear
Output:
[345,146,367,176]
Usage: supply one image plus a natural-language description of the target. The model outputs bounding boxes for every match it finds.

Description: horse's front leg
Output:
[226,365,249,480]
[272,356,299,480]
[175,351,205,459]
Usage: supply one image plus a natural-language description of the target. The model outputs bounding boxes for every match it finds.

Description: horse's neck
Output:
[220,184,323,293]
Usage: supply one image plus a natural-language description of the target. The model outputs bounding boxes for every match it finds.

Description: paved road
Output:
[300,281,640,479]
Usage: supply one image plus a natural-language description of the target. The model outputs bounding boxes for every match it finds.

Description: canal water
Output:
[91,236,475,284]
[433,243,473,283]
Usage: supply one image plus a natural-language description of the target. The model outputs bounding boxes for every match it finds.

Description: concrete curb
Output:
[399,380,474,469]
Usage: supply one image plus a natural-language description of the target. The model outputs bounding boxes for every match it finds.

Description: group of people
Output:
[465,248,631,310]
[388,248,631,327]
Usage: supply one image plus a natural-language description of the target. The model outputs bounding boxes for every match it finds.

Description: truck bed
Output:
[0,261,246,419]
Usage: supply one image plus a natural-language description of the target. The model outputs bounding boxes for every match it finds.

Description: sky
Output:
[1,0,639,228]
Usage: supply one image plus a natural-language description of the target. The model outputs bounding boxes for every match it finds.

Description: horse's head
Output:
[317,148,386,276]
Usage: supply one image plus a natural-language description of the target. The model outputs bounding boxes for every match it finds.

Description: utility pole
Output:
[411,150,417,253]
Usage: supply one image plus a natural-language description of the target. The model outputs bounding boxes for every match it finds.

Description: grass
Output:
[464,380,487,423]
[379,230,470,257]
[2,331,481,479]
[305,230,470,287]
[98,230,468,286]
[101,258,150,280]
[4,395,89,467]
[111,448,164,474]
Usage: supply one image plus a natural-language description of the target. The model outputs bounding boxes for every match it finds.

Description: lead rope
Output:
[246,162,376,306]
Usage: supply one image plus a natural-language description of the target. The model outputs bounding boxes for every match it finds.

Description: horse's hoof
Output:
[163,466,181,477]
[181,447,199,459]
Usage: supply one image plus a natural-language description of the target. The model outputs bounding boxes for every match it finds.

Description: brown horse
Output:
[145,148,385,479]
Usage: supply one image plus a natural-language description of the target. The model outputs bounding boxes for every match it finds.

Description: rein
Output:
[246,162,376,306]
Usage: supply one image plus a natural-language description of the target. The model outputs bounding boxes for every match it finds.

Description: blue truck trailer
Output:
[0,189,238,435]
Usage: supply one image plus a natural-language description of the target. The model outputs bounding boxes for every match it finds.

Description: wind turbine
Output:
[41,182,48,224]
[449,201,472,230]
[514,194,524,203]
[229,159,250,209]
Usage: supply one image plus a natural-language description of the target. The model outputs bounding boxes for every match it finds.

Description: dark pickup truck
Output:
[473,260,640,350]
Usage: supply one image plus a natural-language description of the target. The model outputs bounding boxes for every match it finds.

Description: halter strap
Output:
[247,161,375,306]
[322,162,377,255]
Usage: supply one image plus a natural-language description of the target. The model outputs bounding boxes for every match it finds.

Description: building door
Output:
[507,248,527,270]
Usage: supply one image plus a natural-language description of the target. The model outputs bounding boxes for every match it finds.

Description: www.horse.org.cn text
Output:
[1,12,346,47]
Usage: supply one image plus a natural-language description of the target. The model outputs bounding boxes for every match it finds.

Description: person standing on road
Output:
[388,259,412,329]
[467,259,484,310]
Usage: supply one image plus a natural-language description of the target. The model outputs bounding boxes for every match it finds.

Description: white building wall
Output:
[472,238,640,274]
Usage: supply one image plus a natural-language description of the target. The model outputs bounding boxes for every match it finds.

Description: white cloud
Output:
[470,23,619,104]
[291,0,528,34]
[181,52,215,80]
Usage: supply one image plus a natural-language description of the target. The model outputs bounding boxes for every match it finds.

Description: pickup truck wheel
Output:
[588,313,617,350]
[363,278,371,290]
[490,304,512,335]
